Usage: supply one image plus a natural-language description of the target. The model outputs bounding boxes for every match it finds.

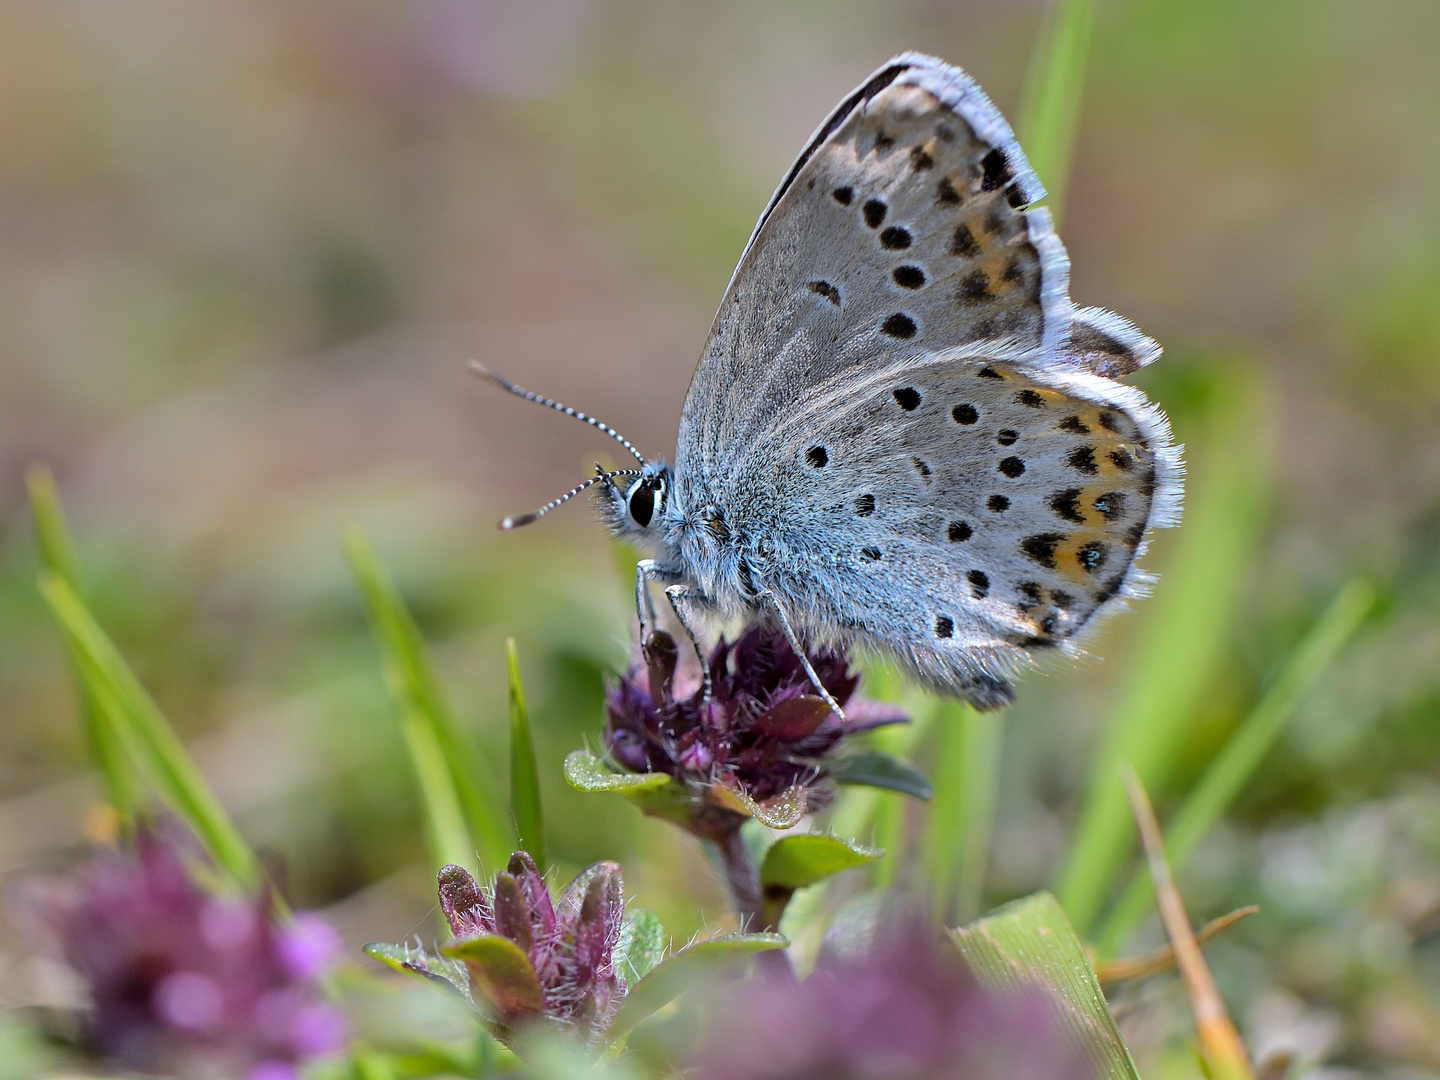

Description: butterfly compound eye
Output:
[628,482,655,528]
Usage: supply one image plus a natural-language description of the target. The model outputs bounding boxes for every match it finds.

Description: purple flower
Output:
[41,821,346,1078]
[435,851,626,1043]
[692,917,1093,1080]
[604,627,904,835]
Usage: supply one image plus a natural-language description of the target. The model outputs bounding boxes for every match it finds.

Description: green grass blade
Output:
[343,528,511,872]
[922,703,1004,925]
[1016,0,1095,223]
[953,892,1140,1080]
[26,466,140,820]
[37,572,257,886]
[1057,368,1273,934]
[1095,579,1374,954]
[506,639,545,870]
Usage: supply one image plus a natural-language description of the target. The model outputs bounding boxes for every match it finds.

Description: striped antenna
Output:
[498,467,642,531]
[469,361,647,465]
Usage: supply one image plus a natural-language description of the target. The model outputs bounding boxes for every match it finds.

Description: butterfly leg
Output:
[765,597,845,721]
[634,559,668,636]
[663,584,713,704]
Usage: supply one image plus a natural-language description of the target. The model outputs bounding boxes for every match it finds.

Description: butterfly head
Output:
[597,460,674,544]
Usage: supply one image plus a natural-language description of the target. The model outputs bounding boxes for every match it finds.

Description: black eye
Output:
[628,484,655,527]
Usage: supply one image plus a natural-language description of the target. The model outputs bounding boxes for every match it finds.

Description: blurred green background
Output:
[1,1,1438,1076]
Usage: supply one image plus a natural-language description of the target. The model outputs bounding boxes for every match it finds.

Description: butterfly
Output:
[476,53,1182,713]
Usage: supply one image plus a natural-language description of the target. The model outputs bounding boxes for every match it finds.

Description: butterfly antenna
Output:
[498,466,643,531]
[469,361,647,465]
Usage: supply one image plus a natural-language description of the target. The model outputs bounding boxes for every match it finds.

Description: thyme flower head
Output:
[692,916,1091,1080]
[42,821,345,1080]
[604,626,904,834]
[436,851,625,1043]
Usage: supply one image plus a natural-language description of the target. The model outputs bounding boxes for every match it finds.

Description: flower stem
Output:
[714,828,794,979]
[714,828,763,930]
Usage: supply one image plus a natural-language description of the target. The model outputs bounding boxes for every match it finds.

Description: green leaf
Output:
[344,529,510,872]
[362,941,471,1002]
[760,834,881,930]
[1057,368,1273,934]
[37,573,258,888]
[829,750,933,800]
[760,834,880,891]
[952,892,1140,1080]
[26,466,140,821]
[563,749,672,793]
[506,640,545,870]
[614,907,666,986]
[606,932,788,1044]
[1095,579,1375,955]
[1015,0,1095,223]
[442,935,546,1021]
[922,702,1005,925]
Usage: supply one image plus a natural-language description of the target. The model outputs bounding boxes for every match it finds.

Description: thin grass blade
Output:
[26,466,140,820]
[1095,579,1374,954]
[1057,367,1273,934]
[506,639,545,870]
[37,572,257,886]
[921,702,1004,925]
[344,528,510,872]
[1016,0,1095,223]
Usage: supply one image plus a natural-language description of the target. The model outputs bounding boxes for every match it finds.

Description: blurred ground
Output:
[0,2,1438,1076]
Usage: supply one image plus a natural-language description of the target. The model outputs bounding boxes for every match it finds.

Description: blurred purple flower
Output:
[43,821,346,1079]
[435,851,625,1043]
[692,916,1093,1080]
[604,627,904,835]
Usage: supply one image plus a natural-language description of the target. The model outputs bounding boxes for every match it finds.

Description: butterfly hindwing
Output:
[746,357,1181,703]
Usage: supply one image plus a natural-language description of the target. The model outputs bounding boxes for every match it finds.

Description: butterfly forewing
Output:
[679,55,1070,481]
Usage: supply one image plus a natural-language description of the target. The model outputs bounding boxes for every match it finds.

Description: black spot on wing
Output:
[958,271,990,301]
[805,446,828,467]
[1068,446,1098,475]
[947,520,972,542]
[977,366,1003,379]
[880,226,912,250]
[1077,542,1108,573]
[1049,488,1084,522]
[987,494,1010,513]
[912,457,932,480]
[998,456,1026,478]
[863,199,887,228]
[893,387,921,410]
[861,546,882,562]
[881,313,917,339]
[893,265,926,289]
[855,494,875,517]
[1021,533,1065,569]
[937,177,962,205]
[807,280,841,305]
[1058,415,1089,435]
[980,148,1011,192]
[832,186,854,205]
[996,429,1019,446]
[910,146,934,171]
[1093,492,1126,520]
[1015,389,1046,408]
[935,615,954,639]
[951,403,978,425]
[967,570,990,599]
[950,224,980,258]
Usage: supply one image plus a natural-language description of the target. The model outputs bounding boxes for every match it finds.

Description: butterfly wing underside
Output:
[673,53,1181,707]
